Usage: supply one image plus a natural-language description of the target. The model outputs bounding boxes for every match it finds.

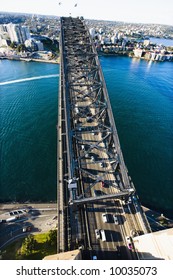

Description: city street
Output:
[0,203,57,249]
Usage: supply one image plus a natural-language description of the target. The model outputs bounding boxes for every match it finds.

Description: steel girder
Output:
[60,17,134,204]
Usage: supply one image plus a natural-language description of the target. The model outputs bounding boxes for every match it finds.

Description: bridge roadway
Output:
[57,16,151,260]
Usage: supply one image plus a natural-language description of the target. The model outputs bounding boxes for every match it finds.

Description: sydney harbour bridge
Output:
[57,17,151,260]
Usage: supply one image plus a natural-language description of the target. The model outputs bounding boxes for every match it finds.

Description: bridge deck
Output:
[57,17,151,259]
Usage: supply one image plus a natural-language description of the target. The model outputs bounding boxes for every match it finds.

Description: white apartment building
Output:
[111,35,117,44]
[134,48,144,58]
[0,38,8,47]
[25,38,44,51]
[0,24,8,34]
[7,23,18,42]
[99,28,104,34]
[89,28,95,38]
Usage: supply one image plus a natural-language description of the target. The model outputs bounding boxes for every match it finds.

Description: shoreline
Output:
[99,52,173,62]
[0,56,60,64]
[1,53,172,64]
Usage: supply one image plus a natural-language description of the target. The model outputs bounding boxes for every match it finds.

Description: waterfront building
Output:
[151,52,157,60]
[35,40,44,51]
[25,38,44,51]
[0,38,9,47]
[134,48,145,58]
[155,54,164,61]
[144,52,152,60]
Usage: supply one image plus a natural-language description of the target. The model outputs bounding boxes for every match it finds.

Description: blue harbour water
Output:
[0,60,59,202]
[100,56,173,218]
[0,55,173,218]
[149,37,173,47]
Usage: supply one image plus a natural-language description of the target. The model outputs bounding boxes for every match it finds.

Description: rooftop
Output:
[133,228,173,260]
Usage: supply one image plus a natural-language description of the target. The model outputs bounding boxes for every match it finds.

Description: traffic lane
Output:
[107,185,141,254]
[92,200,126,258]
[79,114,135,259]
[101,197,135,260]
[91,202,111,260]
[0,204,57,215]
[0,223,23,248]
[91,172,136,260]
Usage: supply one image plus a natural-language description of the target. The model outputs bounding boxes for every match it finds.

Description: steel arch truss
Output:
[60,17,134,204]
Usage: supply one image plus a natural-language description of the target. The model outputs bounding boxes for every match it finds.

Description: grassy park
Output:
[1,230,57,260]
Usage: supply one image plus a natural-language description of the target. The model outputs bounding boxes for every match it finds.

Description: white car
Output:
[91,156,95,161]
[100,229,106,241]
[126,236,133,250]
[113,215,119,225]
[95,229,101,239]
[102,213,108,223]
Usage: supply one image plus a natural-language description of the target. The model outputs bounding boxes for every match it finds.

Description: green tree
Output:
[10,42,17,49]
[23,235,37,255]
[47,230,57,246]
[17,44,26,52]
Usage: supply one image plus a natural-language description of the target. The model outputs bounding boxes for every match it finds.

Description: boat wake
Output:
[0,74,59,86]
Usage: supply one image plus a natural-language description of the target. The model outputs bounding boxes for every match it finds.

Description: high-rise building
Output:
[7,23,18,43]
[7,23,31,44]
[20,26,31,43]
[89,28,95,39]
[0,24,8,34]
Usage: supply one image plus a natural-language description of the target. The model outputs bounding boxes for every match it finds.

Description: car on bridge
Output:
[102,213,109,223]
[113,215,119,225]
[126,236,133,250]
[100,230,106,241]
[94,190,105,196]
[95,229,101,239]
[115,245,121,257]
